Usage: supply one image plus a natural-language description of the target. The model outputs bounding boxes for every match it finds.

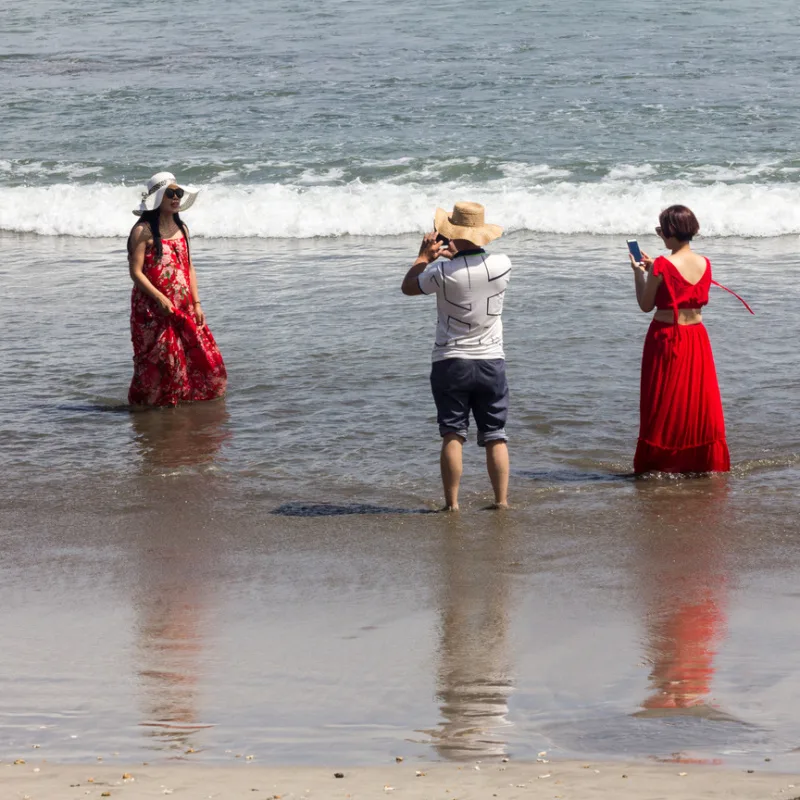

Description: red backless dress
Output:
[634,256,729,474]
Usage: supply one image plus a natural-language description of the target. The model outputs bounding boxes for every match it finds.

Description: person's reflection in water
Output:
[130,400,229,754]
[137,571,211,753]
[130,398,230,473]
[426,514,517,760]
[633,481,740,749]
[641,592,726,716]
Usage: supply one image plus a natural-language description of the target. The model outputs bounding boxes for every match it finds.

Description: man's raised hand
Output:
[417,231,445,264]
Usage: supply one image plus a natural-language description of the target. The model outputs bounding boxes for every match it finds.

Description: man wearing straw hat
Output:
[401,202,511,511]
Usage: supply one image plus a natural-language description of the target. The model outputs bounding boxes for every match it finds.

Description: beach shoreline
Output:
[5,0,800,792]
[5,759,800,799]
[2,233,800,772]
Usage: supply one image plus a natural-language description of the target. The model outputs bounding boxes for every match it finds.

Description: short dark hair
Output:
[659,205,700,241]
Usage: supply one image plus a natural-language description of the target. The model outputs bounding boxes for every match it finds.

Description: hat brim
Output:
[132,186,200,216]
[434,207,503,246]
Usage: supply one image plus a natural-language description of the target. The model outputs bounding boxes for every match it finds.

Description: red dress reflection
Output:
[635,482,740,739]
[642,593,724,711]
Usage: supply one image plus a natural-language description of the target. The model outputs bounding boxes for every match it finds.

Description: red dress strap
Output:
[710,280,755,314]
[652,256,683,327]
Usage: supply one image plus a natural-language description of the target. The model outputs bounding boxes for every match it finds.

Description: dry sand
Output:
[4,760,800,800]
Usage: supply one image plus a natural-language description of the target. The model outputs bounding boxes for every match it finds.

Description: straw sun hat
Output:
[434,201,503,246]
[133,171,199,216]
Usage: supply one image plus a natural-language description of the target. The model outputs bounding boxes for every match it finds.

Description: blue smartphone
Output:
[627,239,642,263]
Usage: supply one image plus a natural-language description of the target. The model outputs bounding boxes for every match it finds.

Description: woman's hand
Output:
[629,253,645,273]
[630,250,654,273]
[417,232,446,264]
[155,294,174,316]
[194,303,205,327]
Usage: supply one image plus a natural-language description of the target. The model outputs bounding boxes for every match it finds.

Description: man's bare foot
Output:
[439,504,460,512]
[484,501,509,510]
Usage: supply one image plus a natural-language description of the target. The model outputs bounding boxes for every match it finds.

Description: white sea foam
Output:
[0,160,104,180]
[499,162,573,180]
[1,179,800,238]
[296,167,347,185]
[684,163,783,182]
[606,164,657,180]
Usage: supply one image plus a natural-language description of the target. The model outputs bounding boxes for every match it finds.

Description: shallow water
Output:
[1,233,800,767]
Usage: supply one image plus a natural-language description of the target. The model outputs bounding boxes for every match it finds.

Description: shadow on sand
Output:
[515,467,634,483]
[271,502,437,517]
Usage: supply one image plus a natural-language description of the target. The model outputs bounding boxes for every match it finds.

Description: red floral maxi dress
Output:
[129,236,227,407]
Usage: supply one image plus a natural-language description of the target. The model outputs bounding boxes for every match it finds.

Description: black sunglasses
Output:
[164,187,185,199]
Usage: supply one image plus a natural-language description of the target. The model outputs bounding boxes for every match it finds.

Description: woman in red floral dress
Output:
[127,172,227,407]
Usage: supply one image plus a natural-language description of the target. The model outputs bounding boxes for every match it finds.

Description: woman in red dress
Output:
[127,172,227,407]
[630,205,749,474]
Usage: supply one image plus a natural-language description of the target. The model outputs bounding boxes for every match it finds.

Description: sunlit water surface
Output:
[1,233,799,768]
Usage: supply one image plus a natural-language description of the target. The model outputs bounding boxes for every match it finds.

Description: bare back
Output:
[664,249,708,286]
[651,247,707,325]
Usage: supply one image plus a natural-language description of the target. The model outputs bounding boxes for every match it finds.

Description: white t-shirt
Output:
[418,250,511,362]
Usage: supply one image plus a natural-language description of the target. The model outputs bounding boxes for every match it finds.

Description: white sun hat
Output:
[132,171,200,216]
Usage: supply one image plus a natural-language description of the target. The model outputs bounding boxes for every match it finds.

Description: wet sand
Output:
[4,476,800,768]
[1,233,800,770]
[5,759,800,799]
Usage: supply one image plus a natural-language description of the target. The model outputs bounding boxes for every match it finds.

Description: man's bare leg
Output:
[485,440,509,508]
[440,433,464,511]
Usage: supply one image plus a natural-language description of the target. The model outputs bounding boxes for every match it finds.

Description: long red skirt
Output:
[634,321,730,474]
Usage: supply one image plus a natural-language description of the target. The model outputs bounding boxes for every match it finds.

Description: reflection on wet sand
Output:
[633,481,744,746]
[136,572,213,754]
[425,514,517,760]
[130,399,230,473]
[131,402,229,754]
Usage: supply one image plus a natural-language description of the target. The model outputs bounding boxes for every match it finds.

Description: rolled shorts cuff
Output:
[439,425,468,441]
[477,428,508,447]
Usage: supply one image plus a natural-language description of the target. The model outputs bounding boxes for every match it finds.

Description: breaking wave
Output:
[1,167,799,238]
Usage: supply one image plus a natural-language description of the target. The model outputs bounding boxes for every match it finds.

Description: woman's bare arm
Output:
[631,251,661,312]
[183,225,205,325]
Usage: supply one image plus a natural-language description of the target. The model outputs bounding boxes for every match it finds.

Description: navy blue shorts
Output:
[430,358,509,447]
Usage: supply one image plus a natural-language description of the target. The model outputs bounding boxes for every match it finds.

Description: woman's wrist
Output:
[193,299,202,305]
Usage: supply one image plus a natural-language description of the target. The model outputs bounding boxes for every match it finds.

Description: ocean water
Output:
[2,0,800,772]
[2,0,800,237]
